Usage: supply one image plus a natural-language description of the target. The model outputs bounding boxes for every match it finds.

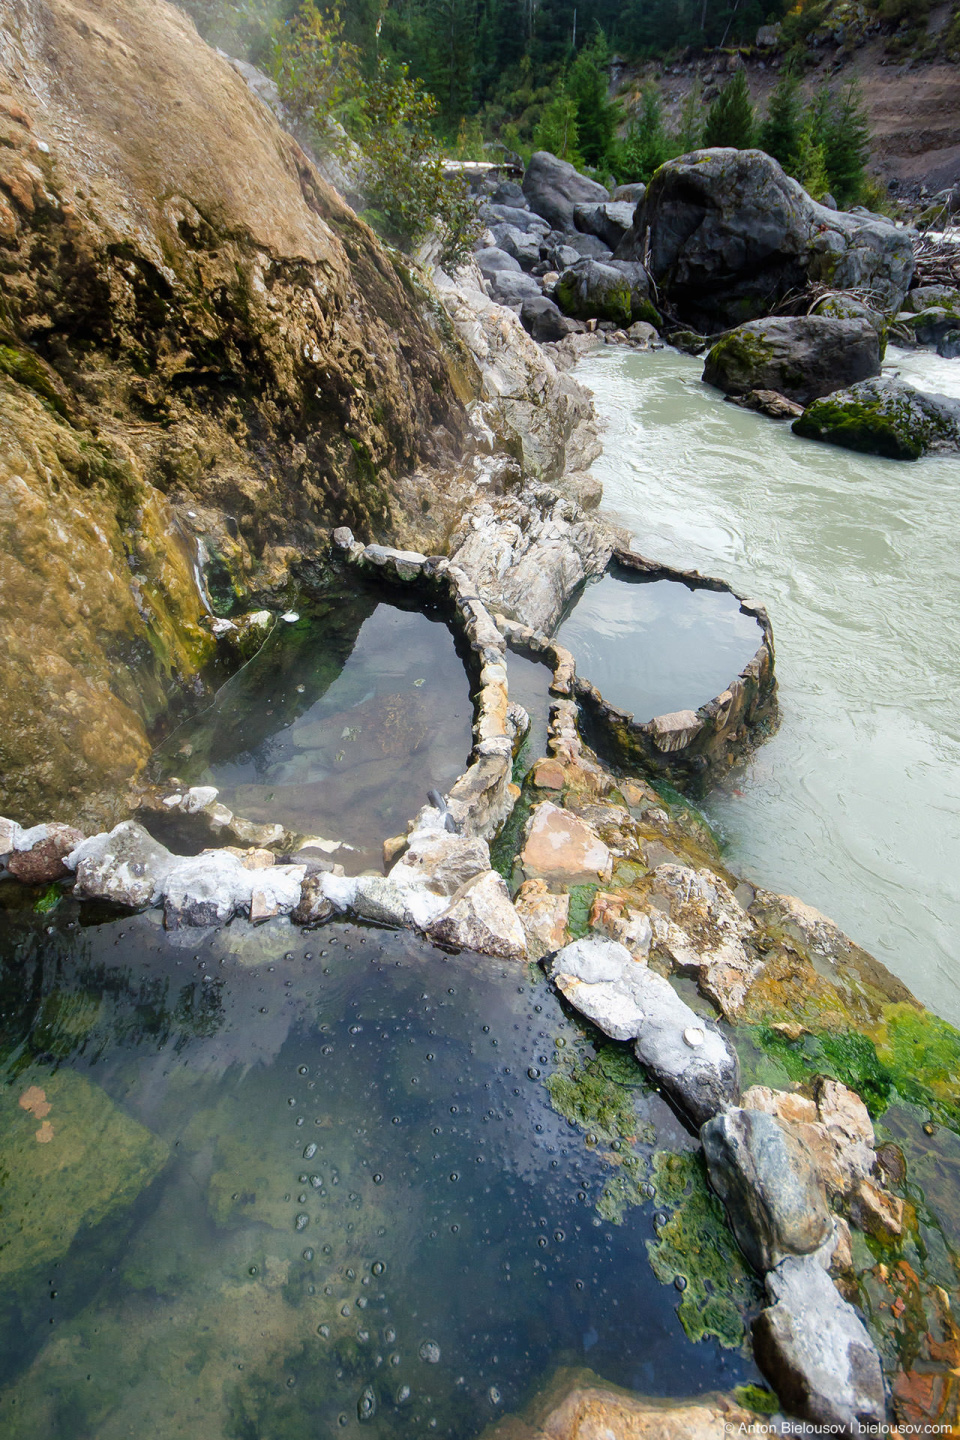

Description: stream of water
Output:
[574,344,960,1024]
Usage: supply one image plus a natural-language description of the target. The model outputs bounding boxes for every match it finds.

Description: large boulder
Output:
[754,1252,886,1430]
[479,202,548,234]
[903,305,960,348]
[476,245,521,278]
[522,150,609,232]
[485,269,543,309]
[490,222,542,270]
[617,148,914,330]
[702,316,881,406]
[700,1107,833,1273]
[794,377,960,460]
[574,200,637,250]
[520,296,581,343]
[555,259,653,328]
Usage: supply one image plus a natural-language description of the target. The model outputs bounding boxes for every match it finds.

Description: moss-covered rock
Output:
[794,378,960,460]
[0,1067,167,1280]
[703,316,881,406]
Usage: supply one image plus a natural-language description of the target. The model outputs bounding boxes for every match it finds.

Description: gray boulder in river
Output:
[702,315,881,406]
[555,258,655,328]
[573,200,637,250]
[616,148,914,330]
[794,376,960,460]
[522,149,609,232]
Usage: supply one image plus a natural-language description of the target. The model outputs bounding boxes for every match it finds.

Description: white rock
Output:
[0,816,23,856]
[67,822,176,908]
[426,870,527,960]
[183,786,219,813]
[389,831,491,896]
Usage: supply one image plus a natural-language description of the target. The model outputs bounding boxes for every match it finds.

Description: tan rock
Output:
[851,1177,905,1241]
[588,891,652,959]
[618,778,659,809]
[389,831,491,897]
[8,823,85,883]
[479,1367,753,1440]
[382,834,408,867]
[219,846,276,870]
[648,709,704,752]
[515,879,569,956]
[742,1080,878,1207]
[532,758,566,790]
[520,802,613,885]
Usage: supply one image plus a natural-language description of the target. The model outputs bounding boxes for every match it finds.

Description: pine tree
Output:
[760,69,803,173]
[821,83,870,207]
[703,68,756,150]
[534,86,583,165]
[675,80,704,155]
[566,29,619,168]
[615,84,672,181]
[794,111,830,201]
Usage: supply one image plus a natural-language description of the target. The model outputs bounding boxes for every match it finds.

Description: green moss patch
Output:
[646,1150,761,1350]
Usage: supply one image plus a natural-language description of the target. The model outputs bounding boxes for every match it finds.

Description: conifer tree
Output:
[703,68,756,150]
[675,80,704,154]
[760,69,803,173]
[821,83,870,207]
[615,84,672,181]
[567,29,619,168]
[534,86,583,164]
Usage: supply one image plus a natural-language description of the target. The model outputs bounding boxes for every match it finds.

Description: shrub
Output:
[703,69,756,149]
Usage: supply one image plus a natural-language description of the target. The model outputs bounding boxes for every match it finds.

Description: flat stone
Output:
[514,878,570,956]
[701,1107,833,1273]
[426,870,527,960]
[647,709,703,753]
[520,801,613,884]
[0,816,23,856]
[546,937,739,1123]
[531,758,567,790]
[754,1251,886,1429]
[8,823,85,883]
[67,821,176,908]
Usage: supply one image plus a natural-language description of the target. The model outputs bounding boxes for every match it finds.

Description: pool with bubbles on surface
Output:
[0,901,762,1439]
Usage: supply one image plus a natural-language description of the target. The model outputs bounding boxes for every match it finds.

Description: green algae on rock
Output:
[794,377,960,460]
[647,1150,761,1350]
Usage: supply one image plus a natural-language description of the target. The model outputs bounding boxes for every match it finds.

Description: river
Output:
[574,343,960,1025]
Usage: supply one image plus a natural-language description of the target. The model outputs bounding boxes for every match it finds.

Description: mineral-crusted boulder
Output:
[753,1252,886,1430]
[617,149,914,330]
[545,937,740,1123]
[703,317,881,406]
[514,878,570,957]
[67,821,176,908]
[520,802,613,884]
[162,851,305,927]
[555,259,652,328]
[425,870,527,960]
[522,150,609,232]
[701,1107,833,1273]
[794,377,960,459]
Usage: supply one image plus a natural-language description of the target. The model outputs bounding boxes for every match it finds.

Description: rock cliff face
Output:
[0,0,483,823]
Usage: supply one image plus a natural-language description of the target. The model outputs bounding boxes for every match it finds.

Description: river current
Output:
[575,344,960,1025]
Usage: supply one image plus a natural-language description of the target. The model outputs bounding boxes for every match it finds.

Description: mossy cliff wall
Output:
[0,0,480,825]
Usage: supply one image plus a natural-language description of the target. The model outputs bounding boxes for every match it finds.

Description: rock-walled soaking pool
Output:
[157,592,474,871]
[574,344,960,1023]
[555,566,764,723]
[0,902,762,1438]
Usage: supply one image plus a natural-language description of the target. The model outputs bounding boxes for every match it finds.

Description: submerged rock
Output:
[701,1107,833,1273]
[794,377,960,459]
[545,937,740,1124]
[703,316,881,406]
[754,1251,886,1430]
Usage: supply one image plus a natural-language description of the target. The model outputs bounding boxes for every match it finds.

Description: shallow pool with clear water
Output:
[0,903,761,1438]
[555,567,763,723]
[156,591,474,872]
[575,344,960,1024]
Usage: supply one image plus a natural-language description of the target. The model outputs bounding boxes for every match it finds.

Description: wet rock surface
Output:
[754,1252,886,1430]
[701,1107,833,1273]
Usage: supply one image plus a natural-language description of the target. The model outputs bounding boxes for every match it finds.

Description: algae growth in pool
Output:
[156,590,474,871]
[0,904,763,1438]
[555,566,764,723]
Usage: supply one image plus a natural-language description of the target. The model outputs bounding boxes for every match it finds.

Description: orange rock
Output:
[19,1085,51,1118]
[532,758,566,790]
[520,802,613,885]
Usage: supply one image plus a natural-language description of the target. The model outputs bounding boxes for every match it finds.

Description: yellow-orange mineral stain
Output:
[19,1086,52,1119]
